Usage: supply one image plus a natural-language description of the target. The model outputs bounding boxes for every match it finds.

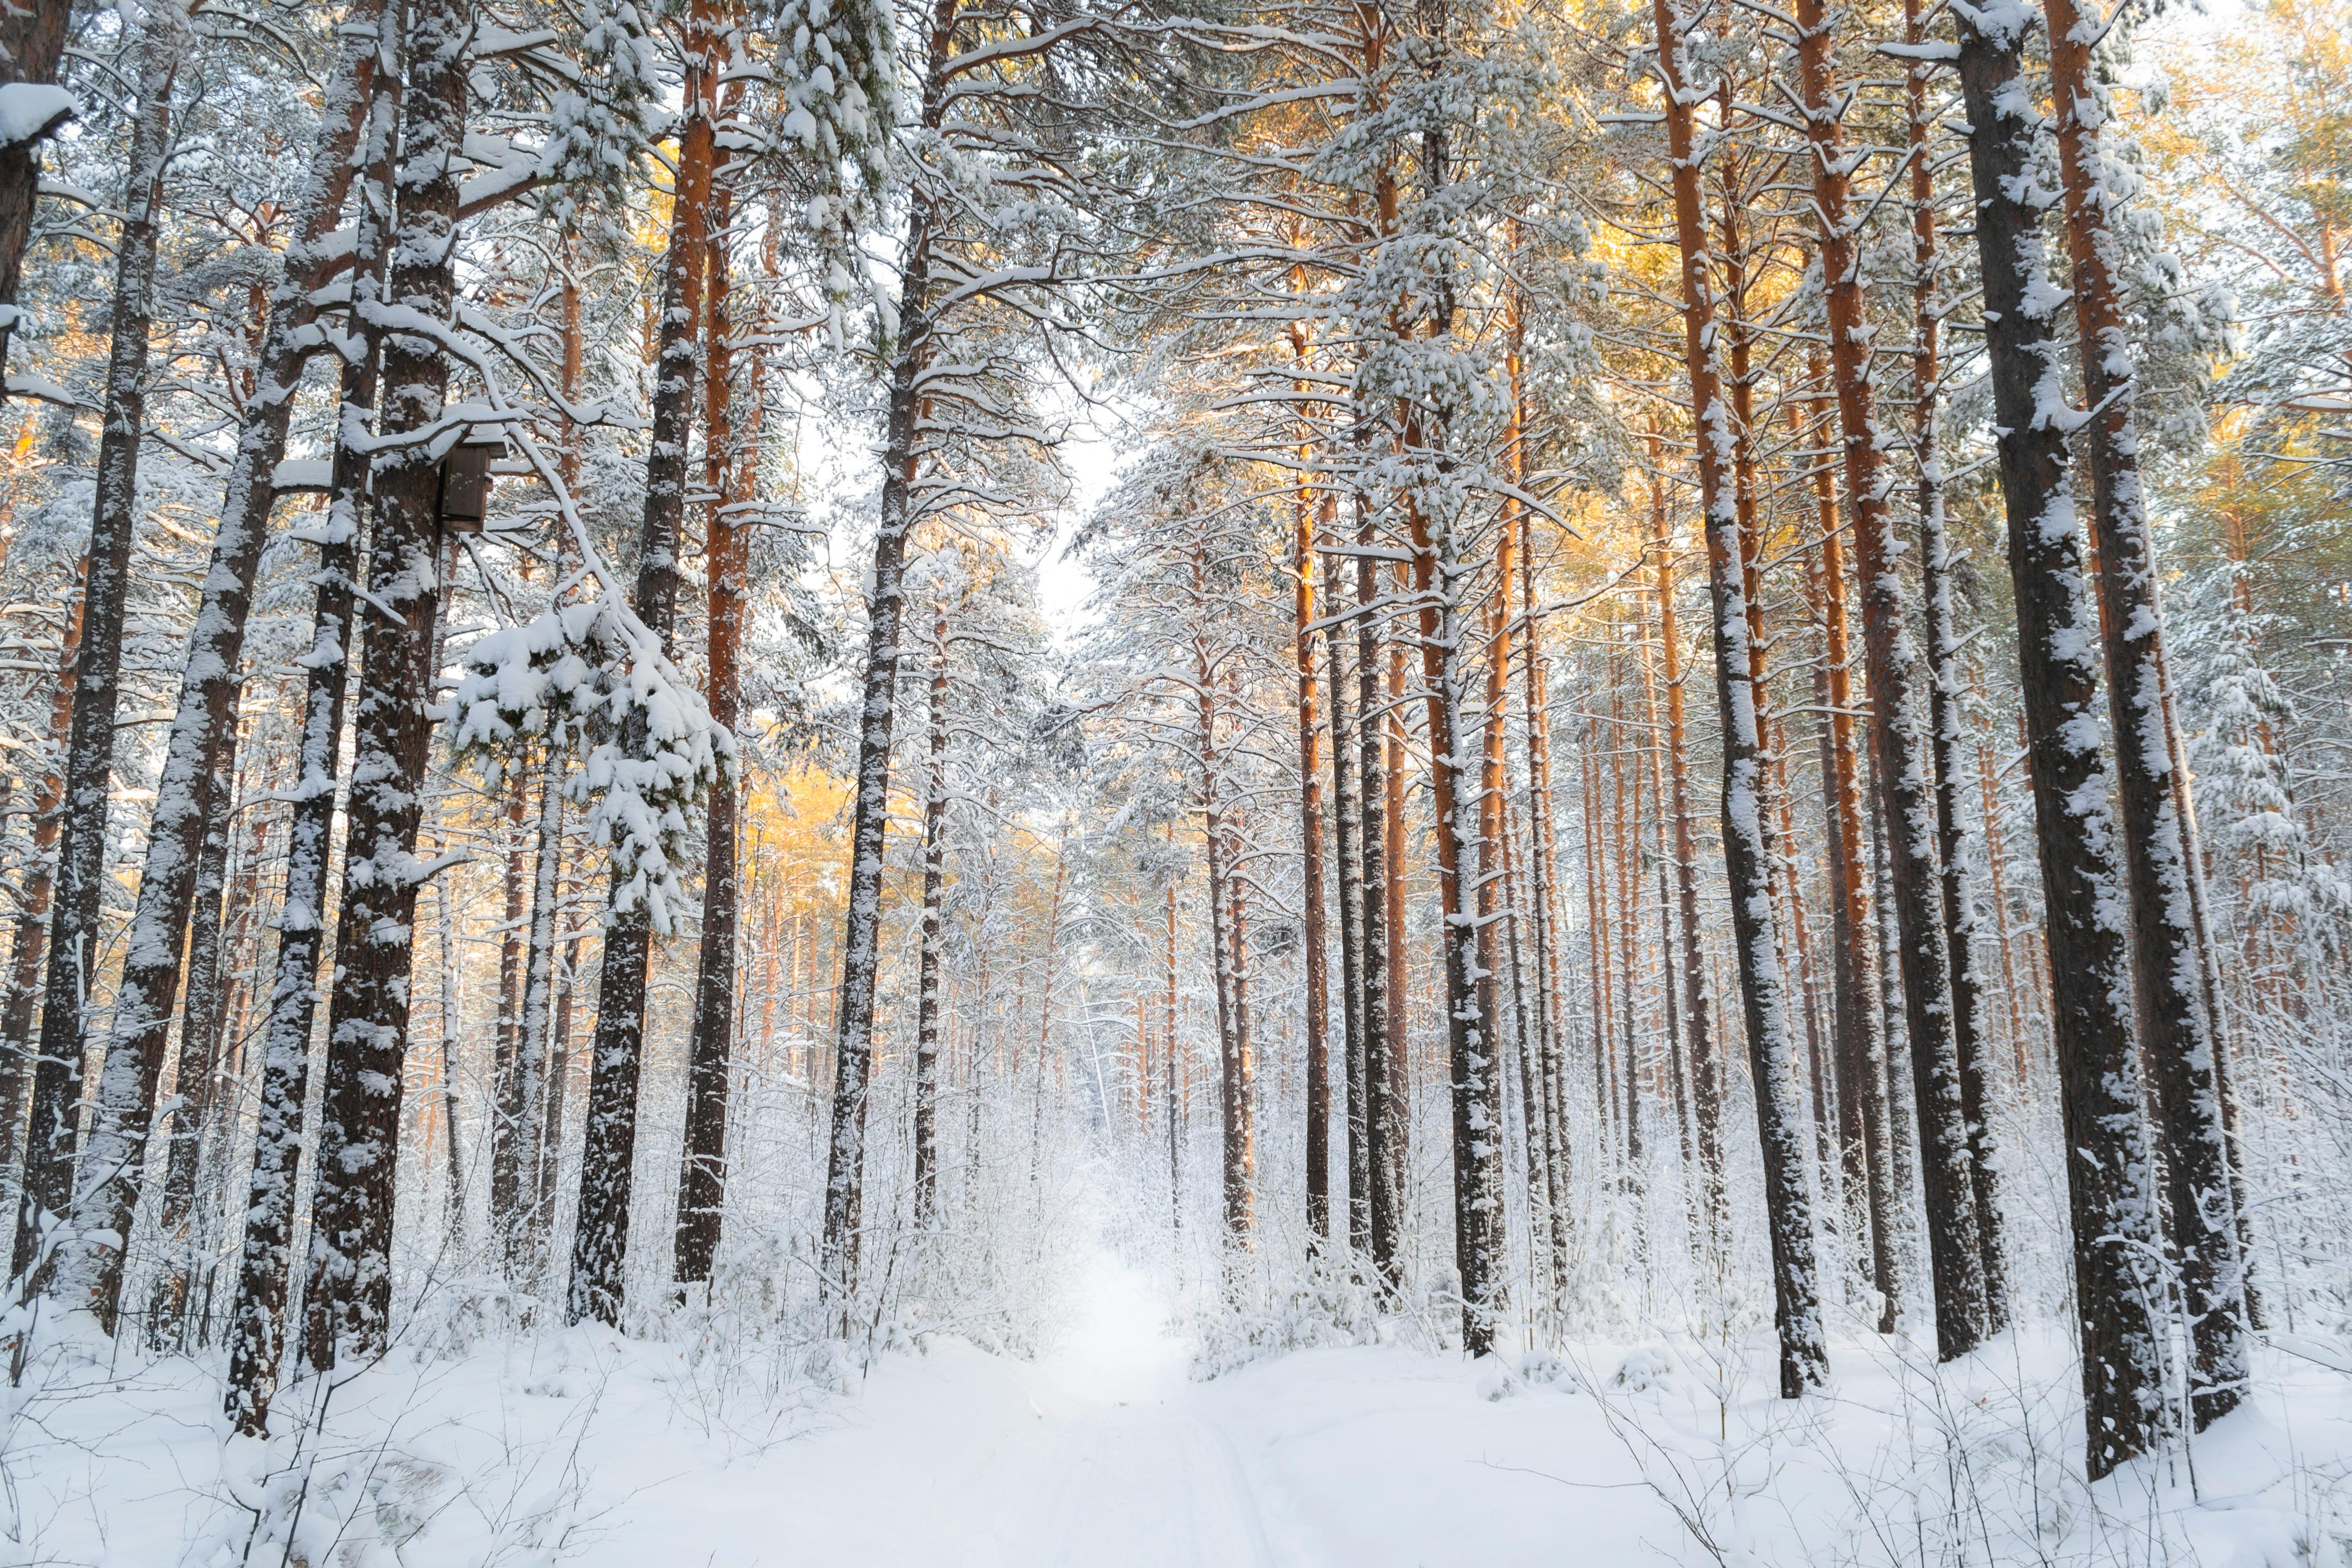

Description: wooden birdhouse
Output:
[436,432,511,533]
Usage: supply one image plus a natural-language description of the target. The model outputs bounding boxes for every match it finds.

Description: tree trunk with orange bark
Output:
[675,152,749,1291]
[1792,0,1985,1361]
[1654,0,1826,1395]
[2047,0,2249,1428]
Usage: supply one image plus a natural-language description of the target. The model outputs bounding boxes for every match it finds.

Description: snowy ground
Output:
[5,1252,2350,1566]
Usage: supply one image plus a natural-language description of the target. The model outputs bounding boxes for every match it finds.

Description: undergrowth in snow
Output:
[3,1264,2346,1567]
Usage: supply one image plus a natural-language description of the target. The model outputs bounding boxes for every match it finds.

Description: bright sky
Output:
[1034,416,1121,651]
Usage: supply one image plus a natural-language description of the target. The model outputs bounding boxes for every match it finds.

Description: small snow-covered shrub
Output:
[1187,1254,1436,1380]
[1517,1347,1584,1390]
[1610,1346,1675,1392]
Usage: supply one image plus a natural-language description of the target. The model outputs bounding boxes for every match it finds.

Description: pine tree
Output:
[13,0,191,1291]
[1950,0,2168,1477]
[1653,0,1827,1394]
[1791,0,1986,1359]
[2046,0,2251,1427]
[301,0,471,1367]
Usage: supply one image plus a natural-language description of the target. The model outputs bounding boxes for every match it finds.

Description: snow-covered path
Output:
[1003,1397,1279,1566]
[21,1243,2347,1566]
[997,1255,1277,1567]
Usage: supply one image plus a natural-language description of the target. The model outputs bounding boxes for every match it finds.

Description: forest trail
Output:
[997,1251,1284,1567]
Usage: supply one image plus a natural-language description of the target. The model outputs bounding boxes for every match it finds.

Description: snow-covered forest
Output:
[0,0,2349,1556]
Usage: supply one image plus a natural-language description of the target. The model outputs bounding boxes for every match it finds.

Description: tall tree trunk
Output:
[299,0,465,1370]
[2046,0,2249,1426]
[1610,626,1643,1209]
[1651,491,1724,1258]
[1218,821,1255,1258]
[1582,730,1616,1168]
[431,848,466,1251]
[1794,0,1986,1360]
[1798,395,1903,1329]
[512,744,567,1282]
[909,608,950,1231]
[490,776,527,1231]
[46,0,383,1321]
[1476,302,1524,1275]
[569,9,715,1326]
[1654,0,1826,1394]
[1768,717,1835,1221]
[1389,112,1503,1347]
[1517,337,1572,1295]
[1971,690,2033,1082]
[818,0,968,1317]
[11,4,187,1292]
[1189,554,1251,1261]
[1905,0,2010,1333]
[0,561,82,1190]
[1357,495,1402,1287]
[512,246,587,1286]
[1953,0,2167,1472]
[1291,393,1331,1244]
[1384,558,1411,1184]
[673,156,745,1292]
[1164,872,1182,1234]
[149,704,240,1344]
[222,15,402,1429]
[1872,763,1923,1293]
[1325,500,1369,1256]
[1496,798,1549,1284]
[1402,424,1504,1355]
[0,0,71,389]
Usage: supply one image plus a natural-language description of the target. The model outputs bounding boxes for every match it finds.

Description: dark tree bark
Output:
[0,561,82,1189]
[1475,322,1525,1273]
[1384,112,1504,1351]
[47,0,384,1325]
[1189,570,1255,1259]
[569,9,716,1326]
[1221,816,1254,1232]
[1609,626,1643,1206]
[1356,494,1402,1289]
[2046,0,2249,1427]
[0,0,70,388]
[301,0,466,1370]
[1289,350,1331,1244]
[1402,428,1505,1356]
[1514,328,1572,1296]
[222,13,402,1430]
[673,154,746,1292]
[1378,578,1412,1140]
[491,773,528,1233]
[819,0,964,1314]
[909,607,950,1231]
[1582,728,1617,1173]
[14,5,188,1291]
[511,744,566,1282]
[1797,392,1904,1330]
[1324,502,1370,1257]
[1793,0,1986,1361]
[1905,0,2011,1334]
[149,704,240,1345]
[1654,0,1827,1395]
[1952,0,2168,1476]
